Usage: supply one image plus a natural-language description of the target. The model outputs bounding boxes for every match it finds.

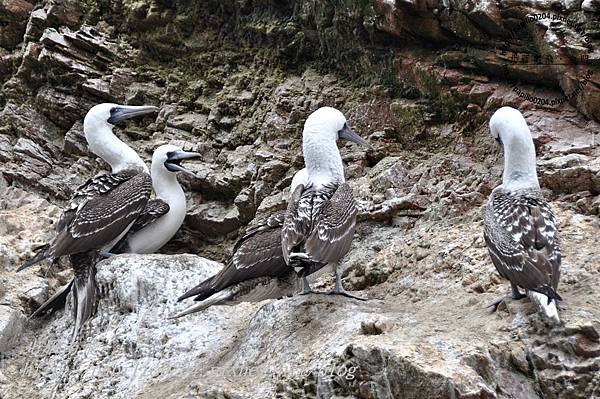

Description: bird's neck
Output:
[125,169,187,254]
[303,135,345,188]
[84,123,147,174]
[502,134,539,191]
[151,167,185,207]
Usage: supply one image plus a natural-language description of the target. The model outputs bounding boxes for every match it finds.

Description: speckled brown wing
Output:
[19,170,151,271]
[50,172,152,258]
[305,183,357,264]
[484,187,561,300]
[56,171,139,233]
[178,212,291,302]
[281,183,311,265]
[112,199,170,254]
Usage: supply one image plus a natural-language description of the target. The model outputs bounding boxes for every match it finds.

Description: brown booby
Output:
[484,106,561,324]
[19,103,158,337]
[281,107,369,300]
[171,168,313,318]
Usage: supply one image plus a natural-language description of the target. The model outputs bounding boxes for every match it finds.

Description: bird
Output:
[111,144,201,254]
[484,106,562,324]
[19,103,159,337]
[171,168,315,319]
[29,143,201,322]
[281,107,369,300]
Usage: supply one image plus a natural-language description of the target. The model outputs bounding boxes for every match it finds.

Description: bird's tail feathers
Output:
[18,244,51,272]
[530,286,562,303]
[170,287,237,319]
[529,291,560,325]
[289,253,325,277]
[177,276,216,302]
[30,279,74,318]
[71,263,99,341]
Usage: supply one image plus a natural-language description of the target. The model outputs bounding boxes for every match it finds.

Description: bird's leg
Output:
[99,251,115,259]
[328,263,366,301]
[511,282,527,300]
[488,282,527,312]
[298,276,315,295]
[487,297,507,313]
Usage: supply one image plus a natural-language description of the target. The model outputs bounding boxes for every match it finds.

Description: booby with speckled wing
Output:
[21,103,158,337]
[484,106,561,324]
[282,107,369,300]
[111,144,201,254]
[171,169,315,318]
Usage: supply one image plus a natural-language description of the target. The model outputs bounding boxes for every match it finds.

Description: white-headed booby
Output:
[484,106,562,324]
[282,107,369,300]
[171,168,313,318]
[111,144,201,254]
[20,103,159,337]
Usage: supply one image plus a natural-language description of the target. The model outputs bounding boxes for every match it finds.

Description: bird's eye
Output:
[109,107,116,114]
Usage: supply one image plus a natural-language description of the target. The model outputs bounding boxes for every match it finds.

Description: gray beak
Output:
[164,150,201,175]
[107,105,159,124]
[338,124,370,147]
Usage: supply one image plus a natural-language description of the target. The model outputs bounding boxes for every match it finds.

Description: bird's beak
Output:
[107,105,159,124]
[164,150,202,175]
[338,124,370,147]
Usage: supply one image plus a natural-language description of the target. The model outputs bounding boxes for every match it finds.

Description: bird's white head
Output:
[489,106,539,190]
[302,107,368,187]
[83,103,159,174]
[150,144,201,200]
[152,144,201,177]
[303,107,369,146]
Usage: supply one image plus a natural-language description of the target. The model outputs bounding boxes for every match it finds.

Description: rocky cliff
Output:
[0,0,599,398]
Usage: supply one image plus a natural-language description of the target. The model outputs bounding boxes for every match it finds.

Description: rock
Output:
[0,0,34,50]
[17,277,49,310]
[0,254,256,398]
[186,201,242,237]
[24,8,47,42]
[46,0,83,29]
[63,120,88,156]
[126,82,163,105]
[109,68,137,101]
[0,135,13,162]
[0,102,62,144]
[35,86,88,129]
[0,305,25,354]
[360,316,392,335]
[13,137,52,165]
[166,112,208,132]
[539,154,600,194]
[82,77,114,101]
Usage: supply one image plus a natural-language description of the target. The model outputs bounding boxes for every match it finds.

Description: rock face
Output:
[0,0,599,398]
[2,209,600,399]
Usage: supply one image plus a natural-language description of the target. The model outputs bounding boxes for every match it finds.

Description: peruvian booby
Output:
[171,168,313,318]
[111,144,201,254]
[282,107,369,300]
[484,106,562,324]
[20,103,158,336]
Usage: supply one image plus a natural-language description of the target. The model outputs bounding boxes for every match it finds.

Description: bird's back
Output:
[283,182,357,269]
[484,186,561,298]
